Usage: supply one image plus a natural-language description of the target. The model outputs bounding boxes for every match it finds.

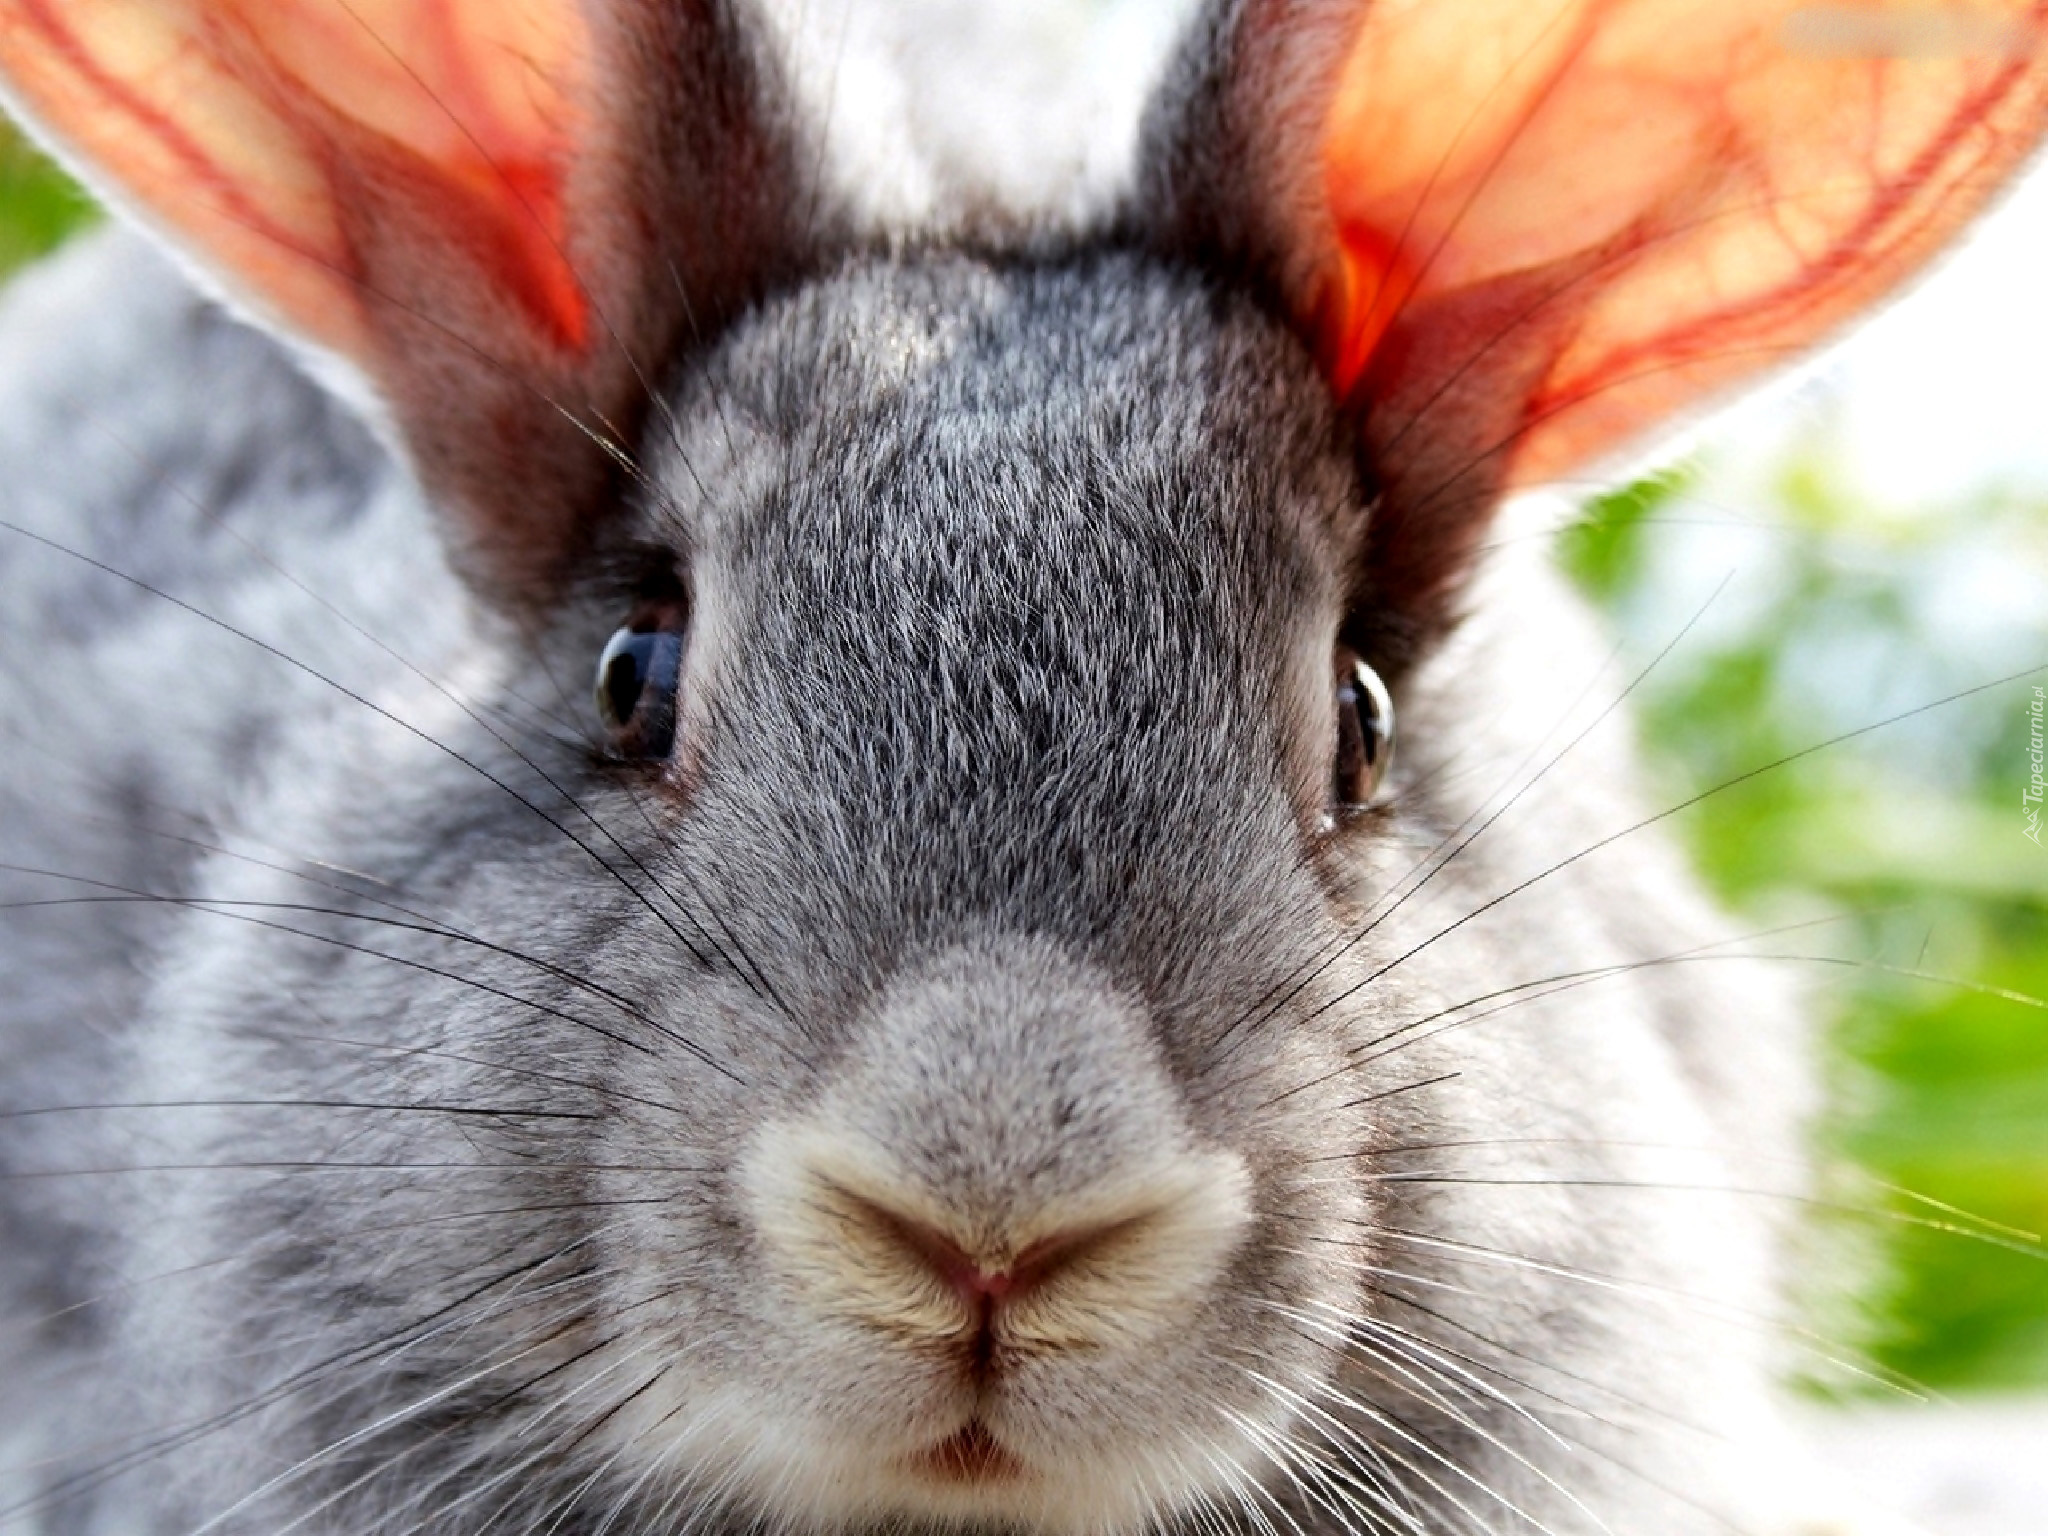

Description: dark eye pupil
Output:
[602,637,658,725]
[595,624,684,759]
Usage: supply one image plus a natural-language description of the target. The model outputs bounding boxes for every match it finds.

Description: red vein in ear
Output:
[387,134,591,357]
[1319,217,1418,400]
[6,0,591,359]
[363,0,591,354]
[1305,0,2048,493]
[11,0,306,263]
[1531,35,2048,457]
[1317,0,1605,407]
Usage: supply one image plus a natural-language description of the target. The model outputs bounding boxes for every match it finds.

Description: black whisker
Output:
[1302,661,2048,1027]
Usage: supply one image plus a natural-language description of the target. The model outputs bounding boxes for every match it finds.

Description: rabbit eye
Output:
[595,609,687,760]
[1333,650,1395,809]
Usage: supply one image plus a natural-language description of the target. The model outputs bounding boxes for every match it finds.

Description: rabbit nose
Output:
[861,1196,1123,1310]
[740,940,1253,1357]
[857,1199,1121,1376]
[743,1124,1252,1358]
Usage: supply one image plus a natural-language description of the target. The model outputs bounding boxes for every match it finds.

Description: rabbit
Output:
[0,1,2043,1533]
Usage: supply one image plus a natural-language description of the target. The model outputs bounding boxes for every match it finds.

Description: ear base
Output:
[1145,0,2048,654]
[0,0,819,607]
[1336,256,1592,663]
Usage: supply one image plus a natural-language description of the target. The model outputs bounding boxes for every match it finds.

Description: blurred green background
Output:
[3,119,2043,1395]
[0,124,91,273]
[1560,470,2048,1394]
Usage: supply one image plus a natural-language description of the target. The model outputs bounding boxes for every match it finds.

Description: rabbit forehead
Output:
[662,249,1365,563]
[638,251,1362,976]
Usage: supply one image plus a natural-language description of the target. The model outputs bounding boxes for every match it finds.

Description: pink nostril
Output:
[945,1258,1015,1306]
[882,1215,1019,1308]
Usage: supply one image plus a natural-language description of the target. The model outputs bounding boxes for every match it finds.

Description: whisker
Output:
[2,1097,597,1123]
[1216,1398,1415,1536]
[1359,1280,1723,1440]
[0,859,752,1077]
[1212,573,1732,1073]
[5,1158,709,1182]
[1274,1297,1570,1452]
[1369,1224,1936,1403]
[1339,920,1841,1073]
[262,1021,693,1119]
[177,1297,607,1536]
[7,1238,593,1523]
[1263,1320,1607,1536]
[0,514,782,1063]
[1365,1170,2046,1263]
[0,1196,652,1355]
[1299,661,2048,1028]
[1231,1356,1518,1536]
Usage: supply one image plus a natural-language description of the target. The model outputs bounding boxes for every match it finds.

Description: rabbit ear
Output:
[0,0,808,604]
[1147,0,2048,654]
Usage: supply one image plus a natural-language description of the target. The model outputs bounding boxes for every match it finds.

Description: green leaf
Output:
[0,123,96,279]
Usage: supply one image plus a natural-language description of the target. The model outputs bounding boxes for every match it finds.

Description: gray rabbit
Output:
[1,2,2043,1534]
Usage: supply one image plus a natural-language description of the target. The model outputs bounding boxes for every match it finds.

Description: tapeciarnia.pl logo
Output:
[2025,686,2044,847]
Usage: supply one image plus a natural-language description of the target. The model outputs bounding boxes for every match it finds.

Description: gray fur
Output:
[1,5,1833,1535]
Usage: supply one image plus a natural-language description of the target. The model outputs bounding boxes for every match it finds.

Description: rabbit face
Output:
[577,253,1383,1531]
[120,250,1397,1533]
[105,243,1788,1536]
[108,245,1791,1536]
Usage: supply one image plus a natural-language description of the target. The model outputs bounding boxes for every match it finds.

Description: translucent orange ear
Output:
[1152,0,2048,645]
[1312,0,2048,499]
[0,0,801,603]
[0,0,592,366]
